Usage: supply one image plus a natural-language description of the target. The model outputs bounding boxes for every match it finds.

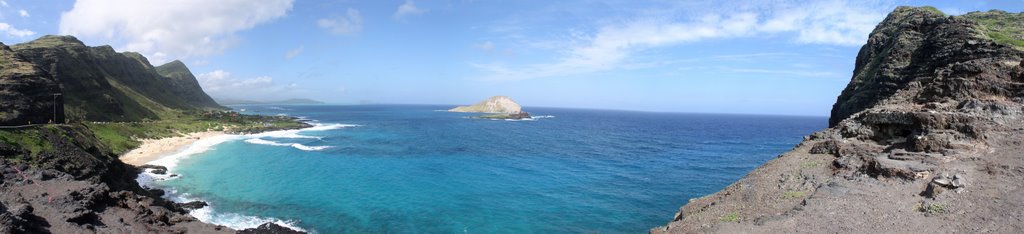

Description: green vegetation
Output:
[783,190,806,199]
[920,6,945,16]
[0,126,71,166]
[720,212,739,222]
[800,161,820,169]
[10,35,78,49]
[963,10,1024,50]
[0,127,55,159]
[987,31,1024,49]
[86,110,307,154]
[914,202,947,215]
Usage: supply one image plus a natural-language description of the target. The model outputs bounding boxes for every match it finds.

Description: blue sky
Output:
[0,0,1021,116]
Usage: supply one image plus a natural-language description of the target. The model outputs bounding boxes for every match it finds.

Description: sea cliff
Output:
[654,7,1024,233]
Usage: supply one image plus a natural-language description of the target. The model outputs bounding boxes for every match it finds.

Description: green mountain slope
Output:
[962,10,1024,50]
[9,35,223,122]
[155,60,222,109]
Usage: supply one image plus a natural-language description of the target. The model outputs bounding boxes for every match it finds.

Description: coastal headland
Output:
[653,7,1024,233]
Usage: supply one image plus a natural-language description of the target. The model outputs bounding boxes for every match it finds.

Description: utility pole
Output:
[52,93,62,124]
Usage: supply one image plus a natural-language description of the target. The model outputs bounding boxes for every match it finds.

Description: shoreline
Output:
[120,131,228,166]
[122,123,345,233]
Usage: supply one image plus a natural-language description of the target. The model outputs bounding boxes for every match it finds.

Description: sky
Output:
[0,0,1021,116]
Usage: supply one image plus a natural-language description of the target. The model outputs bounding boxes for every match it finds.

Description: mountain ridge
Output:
[10,35,224,122]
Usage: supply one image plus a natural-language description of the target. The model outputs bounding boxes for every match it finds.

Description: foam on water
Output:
[244,138,332,151]
[189,208,310,233]
[154,186,312,232]
[494,115,555,121]
[148,134,242,171]
[303,123,359,131]
[137,122,356,233]
[140,122,351,169]
[244,138,292,146]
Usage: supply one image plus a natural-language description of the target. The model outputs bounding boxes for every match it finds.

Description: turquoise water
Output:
[153,105,825,233]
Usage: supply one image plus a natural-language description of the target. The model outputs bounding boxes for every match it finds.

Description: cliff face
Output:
[0,43,63,125]
[830,8,1024,127]
[656,7,1024,233]
[9,35,223,122]
[449,95,523,114]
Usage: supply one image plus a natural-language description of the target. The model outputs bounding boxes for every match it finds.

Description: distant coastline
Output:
[216,98,325,105]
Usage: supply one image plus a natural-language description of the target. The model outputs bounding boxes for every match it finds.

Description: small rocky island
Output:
[449,96,532,120]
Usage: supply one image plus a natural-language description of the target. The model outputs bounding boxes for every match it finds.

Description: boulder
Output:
[238,222,305,234]
[179,201,208,210]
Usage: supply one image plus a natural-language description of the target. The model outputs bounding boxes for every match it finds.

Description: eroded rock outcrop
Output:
[655,7,1024,233]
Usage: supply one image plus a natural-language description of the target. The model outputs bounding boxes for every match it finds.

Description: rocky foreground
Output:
[654,7,1024,233]
[0,124,307,233]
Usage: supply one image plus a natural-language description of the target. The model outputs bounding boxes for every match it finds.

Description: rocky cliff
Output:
[0,43,63,125]
[10,35,223,122]
[655,7,1024,233]
[449,95,523,114]
[0,125,234,233]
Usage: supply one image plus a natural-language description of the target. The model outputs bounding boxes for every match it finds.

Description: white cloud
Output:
[318,8,363,35]
[393,0,428,20]
[0,23,35,37]
[475,0,891,81]
[473,41,494,51]
[285,46,303,59]
[0,1,7,7]
[760,1,885,46]
[711,53,798,61]
[197,70,299,99]
[59,0,294,64]
[18,9,28,17]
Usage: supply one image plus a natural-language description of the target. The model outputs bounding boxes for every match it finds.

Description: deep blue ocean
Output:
[149,105,826,233]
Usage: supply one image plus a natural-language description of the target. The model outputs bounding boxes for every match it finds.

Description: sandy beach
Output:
[120,131,227,166]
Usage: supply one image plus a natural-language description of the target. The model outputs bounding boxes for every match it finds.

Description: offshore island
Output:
[449,95,532,120]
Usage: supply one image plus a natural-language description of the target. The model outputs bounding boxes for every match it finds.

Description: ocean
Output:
[141,105,826,233]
